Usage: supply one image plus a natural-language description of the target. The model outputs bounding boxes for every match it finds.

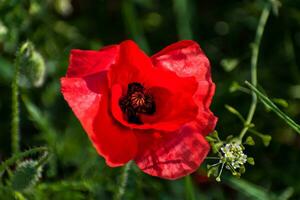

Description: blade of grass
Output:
[184,175,196,200]
[224,176,271,200]
[122,0,150,53]
[245,81,300,134]
[173,0,193,40]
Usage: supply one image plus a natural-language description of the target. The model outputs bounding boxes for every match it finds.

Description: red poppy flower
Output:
[61,40,217,180]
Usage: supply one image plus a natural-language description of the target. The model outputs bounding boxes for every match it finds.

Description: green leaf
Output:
[245,81,300,134]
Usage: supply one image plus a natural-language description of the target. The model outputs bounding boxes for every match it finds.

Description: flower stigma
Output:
[119,82,156,124]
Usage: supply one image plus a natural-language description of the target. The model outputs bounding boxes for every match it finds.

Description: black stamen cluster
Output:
[119,82,156,124]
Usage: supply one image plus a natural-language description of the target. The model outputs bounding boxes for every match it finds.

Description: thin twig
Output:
[239,3,271,140]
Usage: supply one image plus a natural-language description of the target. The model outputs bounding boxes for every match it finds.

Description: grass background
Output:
[0,0,300,199]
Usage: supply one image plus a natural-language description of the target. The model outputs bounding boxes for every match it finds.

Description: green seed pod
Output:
[247,157,255,165]
[17,41,46,88]
[245,136,255,146]
[11,160,42,191]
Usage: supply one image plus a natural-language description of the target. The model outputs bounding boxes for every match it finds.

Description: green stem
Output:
[239,3,271,140]
[0,147,48,177]
[11,56,20,154]
[36,151,51,168]
[113,161,132,200]
[246,81,300,134]
[184,175,196,200]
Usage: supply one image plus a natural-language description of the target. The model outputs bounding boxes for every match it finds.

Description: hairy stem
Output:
[11,57,20,154]
[239,3,271,140]
[113,161,132,200]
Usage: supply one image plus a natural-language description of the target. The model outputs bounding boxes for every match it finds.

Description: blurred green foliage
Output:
[0,0,300,199]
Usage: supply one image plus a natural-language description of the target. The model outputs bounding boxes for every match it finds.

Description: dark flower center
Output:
[119,82,155,124]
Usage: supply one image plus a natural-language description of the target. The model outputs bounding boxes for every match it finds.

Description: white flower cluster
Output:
[221,142,247,169]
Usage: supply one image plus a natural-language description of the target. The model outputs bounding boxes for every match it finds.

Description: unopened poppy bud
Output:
[18,41,45,88]
[11,160,42,191]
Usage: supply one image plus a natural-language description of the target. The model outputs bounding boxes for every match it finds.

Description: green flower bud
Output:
[18,41,46,88]
[11,160,42,191]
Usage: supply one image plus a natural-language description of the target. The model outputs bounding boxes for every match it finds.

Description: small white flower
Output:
[221,142,247,169]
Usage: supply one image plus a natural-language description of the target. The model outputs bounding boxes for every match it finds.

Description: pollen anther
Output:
[119,82,156,124]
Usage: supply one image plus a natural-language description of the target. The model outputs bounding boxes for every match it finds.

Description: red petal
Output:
[108,40,153,90]
[151,40,217,135]
[151,40,215,108]
[93,86,138,166]
[66,45,119,78]
[61,72,137,166]
[151,40,209,80]
[134,125,210,180]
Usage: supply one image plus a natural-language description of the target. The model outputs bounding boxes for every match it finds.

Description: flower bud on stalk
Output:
[18,41,45,88]
[11,160,42,191]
